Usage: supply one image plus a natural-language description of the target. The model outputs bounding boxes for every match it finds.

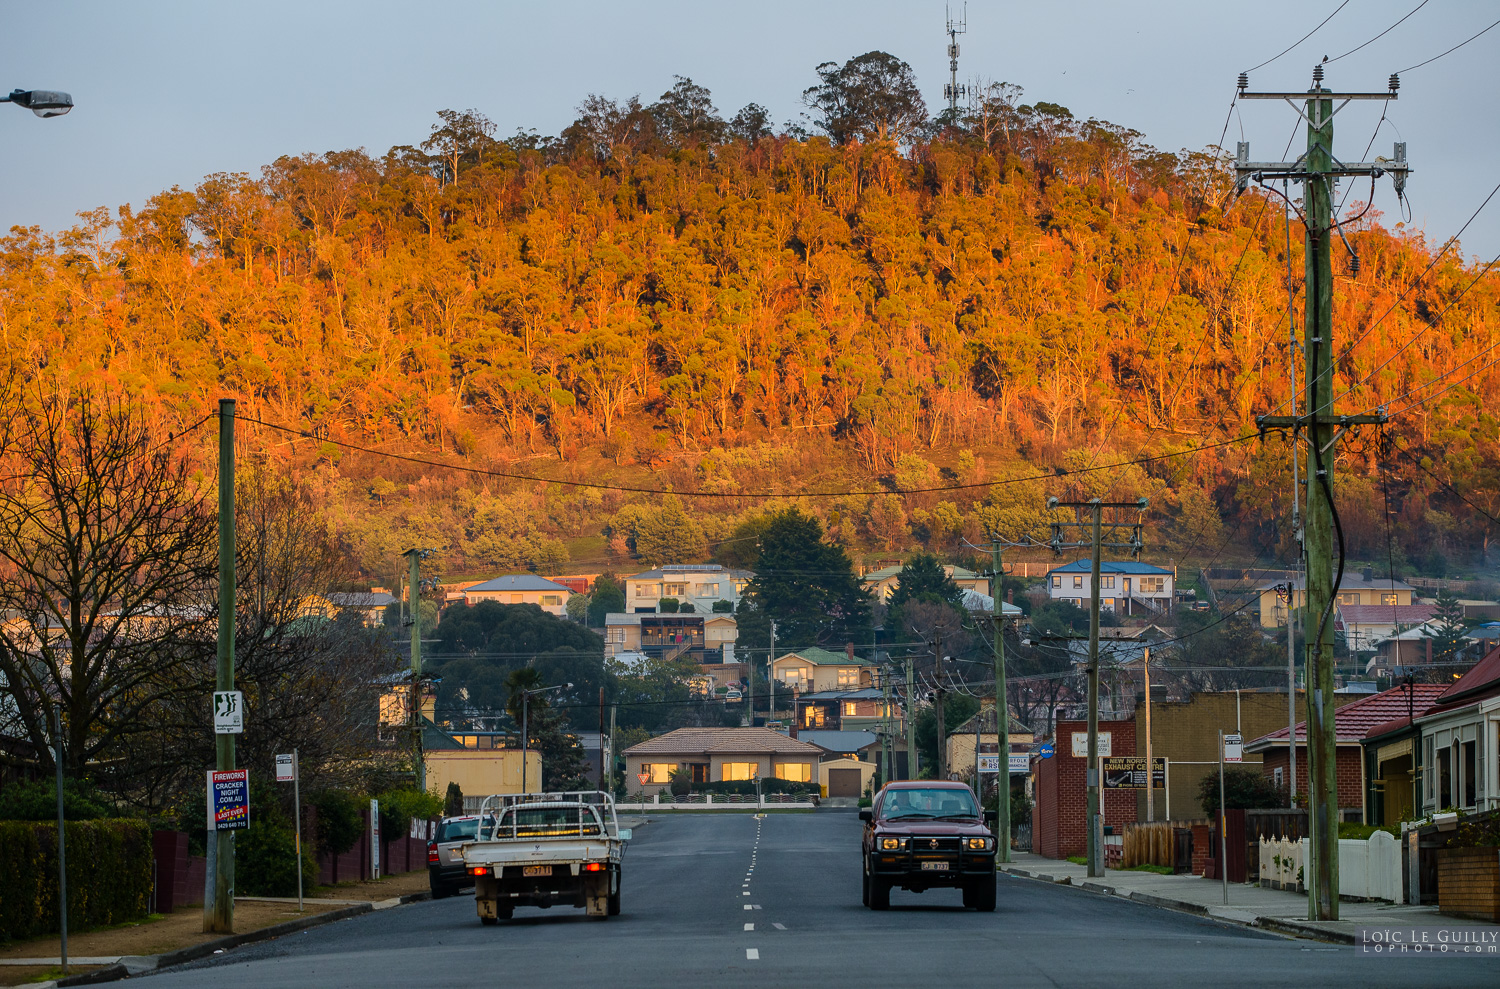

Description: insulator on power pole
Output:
[1388,73,1400,92]
[1237,72,1248,92]
[1312,64,1324,84]
[1349,254,1361,275]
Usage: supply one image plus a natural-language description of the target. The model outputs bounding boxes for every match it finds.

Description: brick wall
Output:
[1035,719,1138,860]
[1260,745,1364,814]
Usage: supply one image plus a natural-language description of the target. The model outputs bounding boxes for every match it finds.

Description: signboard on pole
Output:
[370,799,380,880]
[212,691,244,734]
[1223,734,1244,764]
[1038,743,1054,759]
[977,755,1000,773]
[1102,757,1167,789]
[275,753,295,783]
[207,769,249,831]
[1071,731,1111,758]
[637,772,651,786]
[1008,753,1030,774]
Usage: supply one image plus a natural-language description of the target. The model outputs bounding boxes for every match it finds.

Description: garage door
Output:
[828,768,862,798]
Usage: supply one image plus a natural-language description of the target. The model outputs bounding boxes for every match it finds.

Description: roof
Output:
[1257,573,1415,593]
[798,687,885,701]
[1245,683,1450,751]
[1048,560,1173,576]
[953,708,1033,736]
[627,565,753,581]
[326,591,397,608]
[1339,604,1436,625]
[622,726,822,757]
[603,612,708,627]
[863,564,983,582]
[960,589,1024,616]
[464,574,572,593]
[796,730,880,753]
[778,646,874,667]
[1424,643,1500,715]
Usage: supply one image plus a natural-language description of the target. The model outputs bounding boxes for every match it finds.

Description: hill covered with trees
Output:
[3,52,1496,582]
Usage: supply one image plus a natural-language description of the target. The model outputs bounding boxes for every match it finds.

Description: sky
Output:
[1,0,1496,259]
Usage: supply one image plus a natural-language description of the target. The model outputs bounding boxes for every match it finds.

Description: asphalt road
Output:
[141,811,1496,988]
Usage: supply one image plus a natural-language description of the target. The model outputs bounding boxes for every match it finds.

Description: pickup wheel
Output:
[868,874,891,911]
[608,871,622,916]
[967,878,997,912]
[479,915,498,925]
[861,863,870,906]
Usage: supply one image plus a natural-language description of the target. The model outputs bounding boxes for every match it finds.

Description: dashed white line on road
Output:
[743,891,751,895]
[744,923,754,931]
[772,922,787,930]
[746,949,760,960]
[744,904,753,910]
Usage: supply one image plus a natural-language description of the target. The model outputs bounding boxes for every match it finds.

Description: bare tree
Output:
[0,389,215,776]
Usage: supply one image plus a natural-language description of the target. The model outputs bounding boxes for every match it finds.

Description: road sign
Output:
[275,753,295,783]
[1223,734,1243,764]
[1009,753,1029,774]
[1102,757,1167,789]
[1071,731,1112,758]
[637,772,650,786]
[977,755,1000,773]
[207,769,249,831]
[212,690,243,734]
[1039,743,1054,759]
[370,799,380,879]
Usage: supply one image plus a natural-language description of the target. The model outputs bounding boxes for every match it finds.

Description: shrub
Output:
[0,819,151,940]
[313,790,365,857]
[0,780,115,821]
[377,788,443,840]
[237,782,315,897]
[712,599,733,613]
[1198,767,1285,815]
[444,782,464,817]
[668,768,692,797]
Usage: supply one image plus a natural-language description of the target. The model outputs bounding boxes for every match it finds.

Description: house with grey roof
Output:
[1045,560,1175,618]
[622,726,822,795]
[461,574,572,615]
[622,564,752,614]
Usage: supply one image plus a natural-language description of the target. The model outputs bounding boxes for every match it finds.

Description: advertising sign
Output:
[207,769,250,831]
[1009,753,1030,774]
[1223,733,1244,764]
[1070,731,1112,758]
[1039,743,1054,759]
[212,690,244,734]
[370,799,380,879]
[275,753,295,783]
[977,755,1000,773]
[1102,757,1167,789]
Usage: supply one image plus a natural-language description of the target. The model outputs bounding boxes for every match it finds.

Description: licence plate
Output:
[920,861,950,872]
[523,865,552,877]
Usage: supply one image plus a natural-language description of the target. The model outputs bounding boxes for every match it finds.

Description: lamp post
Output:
[2,89,73,117]
[519,683,571,795]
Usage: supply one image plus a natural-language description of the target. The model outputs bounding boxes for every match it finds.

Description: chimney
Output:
[1362,567,1373,582]
[846,642,855,661]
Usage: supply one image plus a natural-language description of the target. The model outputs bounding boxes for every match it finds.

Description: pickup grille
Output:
[910,837,962,854]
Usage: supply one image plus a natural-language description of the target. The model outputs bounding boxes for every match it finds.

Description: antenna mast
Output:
[944,4,968,119]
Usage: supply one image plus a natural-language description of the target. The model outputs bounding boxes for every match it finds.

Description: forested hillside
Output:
[3,64,1496,581]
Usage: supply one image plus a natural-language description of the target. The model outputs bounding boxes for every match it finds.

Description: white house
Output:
[461,574,572,615]
[1044,560,1175,617]
[1415,646,1500,816]
[623,564,751,614]
[1340,603,1437,655]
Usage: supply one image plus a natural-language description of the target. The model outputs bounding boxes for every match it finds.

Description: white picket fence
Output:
[1258,831,1401,902]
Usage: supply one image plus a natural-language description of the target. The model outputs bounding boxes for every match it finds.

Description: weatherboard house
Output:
[1044,561,1175,618]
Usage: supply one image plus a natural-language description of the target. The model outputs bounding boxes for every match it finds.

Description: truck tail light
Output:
[583,862,605,872]
[427,841,438,865]
[468,866,489,876]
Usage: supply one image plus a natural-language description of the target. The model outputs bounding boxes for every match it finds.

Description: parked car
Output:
[859,781,997,911]
[427,815,490,899]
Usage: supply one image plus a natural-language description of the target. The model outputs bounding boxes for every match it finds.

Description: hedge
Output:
[0,819,152,941]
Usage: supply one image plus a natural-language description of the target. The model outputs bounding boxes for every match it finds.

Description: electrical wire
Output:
[1243,1,1352,73]
[1399,15,1500,72]
[1325,1,1431,64]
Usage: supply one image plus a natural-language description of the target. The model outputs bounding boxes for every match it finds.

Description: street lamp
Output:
[3,89,73,118]
[519,682,571,796]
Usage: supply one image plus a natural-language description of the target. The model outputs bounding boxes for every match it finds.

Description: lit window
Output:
[836,669,858,687]
[1051,575,1061,588]
[642,763,676,784]
[635,586,653,597]
[775,763,811,782]
[1102,576,1115,589]
[1381,593,1398,606]
[665,583,687,596]
[1073,576,1083,589]
[721,762,757,781]
[843,701,858,716]
[541,594,561,605]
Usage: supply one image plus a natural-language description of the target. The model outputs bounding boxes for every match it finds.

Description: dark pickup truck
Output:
[859,781,997,911]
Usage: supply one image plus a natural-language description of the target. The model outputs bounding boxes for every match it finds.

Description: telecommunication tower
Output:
[944,4,967,118]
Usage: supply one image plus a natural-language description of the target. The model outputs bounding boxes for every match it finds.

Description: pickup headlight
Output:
[965,837,992,851]
[880,837,904,851]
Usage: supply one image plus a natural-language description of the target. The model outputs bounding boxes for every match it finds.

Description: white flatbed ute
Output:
[459,791,631,923]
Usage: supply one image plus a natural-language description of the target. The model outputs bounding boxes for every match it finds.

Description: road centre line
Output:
[746,949,759,960]
[772,922,787,930]
[745,923,754,931]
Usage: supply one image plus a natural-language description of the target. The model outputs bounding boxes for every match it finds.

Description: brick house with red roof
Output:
[1246,683,1449,822]
[1412,645,1500,817]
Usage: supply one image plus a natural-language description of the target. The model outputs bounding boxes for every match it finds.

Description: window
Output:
[843,701,859,716]
[606,627,625,644]
[509,593,525,603]
[641,763,676,784]
[1102,576,1115,589]
[1051,575,1062,588]
[775,762,811,782]
[696,583,719,596]
[781,667,802,686]
[635,585,654,597]
[1425,736,1435,801]
[1438,745,1453,807]
[836,668,859,687]
[721,762,757,781]
[1462,740,1477,807]
[1139,577,1165,594]
[1273,767,1284,790]
[540,594,562,606]
[664,583,687,596]
[1072,575,1084,589]
[1340,592,1360,605]
[1381,593,1398,606]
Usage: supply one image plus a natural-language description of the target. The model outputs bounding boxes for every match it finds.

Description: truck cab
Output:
[859,781,997,911]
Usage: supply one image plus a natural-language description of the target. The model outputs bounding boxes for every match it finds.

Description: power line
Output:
[1243,1,1352,73]
[1326,0,1431,64]
[1400,15,1500,72]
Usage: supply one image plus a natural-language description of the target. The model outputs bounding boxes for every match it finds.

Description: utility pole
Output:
[768,621,777,727]
[905,652,918,779]
[986,535,1013,862]
[1285,580,1298,808]
[879,667,892,786]
[1143,648,1154,823]
[598,687,606,792]
[1048,497,1148,879]
[607,704,617,797]
[403,548,428,793]
[1240,65,1409,922]
[54,704,68,976]
[205,399,236,934]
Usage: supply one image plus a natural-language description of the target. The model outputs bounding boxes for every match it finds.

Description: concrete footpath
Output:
[1002,852,1500,945]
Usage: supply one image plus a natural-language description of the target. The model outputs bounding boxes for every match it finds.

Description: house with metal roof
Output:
[1412,644,1500,818]
[622,726,822,795]
[771,646,875,694]
[1339,602,1436,655]
[1044,560,1175,618]
[622,564,752,614]
[325,590,398,626]
[460,574,572,615]
[1256,571,1416,629]
[862,563,989,603]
